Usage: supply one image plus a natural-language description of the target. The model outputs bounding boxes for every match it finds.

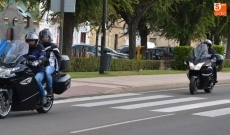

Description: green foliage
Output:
[66,58,161,72]
[212,45,225,55]
[172,46,193,70]
[223,59,230,68]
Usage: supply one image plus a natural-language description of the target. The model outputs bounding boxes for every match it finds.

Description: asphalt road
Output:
[1,84,230,135]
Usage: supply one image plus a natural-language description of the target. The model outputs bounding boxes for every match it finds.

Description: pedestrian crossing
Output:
[70,93,230,118]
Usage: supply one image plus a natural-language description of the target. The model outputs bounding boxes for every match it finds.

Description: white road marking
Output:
[151,100,230,112]
[72,95,173,107]
[70,114,174,134]
[111,97,206,110]
[193,107,230,117]
[54,93,141,104]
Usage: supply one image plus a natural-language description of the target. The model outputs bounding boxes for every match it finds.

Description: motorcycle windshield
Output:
[189,44,208,61]
[2,40,29,64]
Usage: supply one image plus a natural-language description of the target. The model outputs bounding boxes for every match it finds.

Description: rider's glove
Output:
[31,60,41,66]
[206,54,211,58]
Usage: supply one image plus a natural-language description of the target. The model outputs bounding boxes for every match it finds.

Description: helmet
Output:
[204,39,212,47]
[39,29,53,43]
[25,32,38,43]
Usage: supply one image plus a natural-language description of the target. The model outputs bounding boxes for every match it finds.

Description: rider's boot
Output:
[47,88,53,96]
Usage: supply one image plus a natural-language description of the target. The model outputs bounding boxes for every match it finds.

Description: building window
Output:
[80,32,86,43]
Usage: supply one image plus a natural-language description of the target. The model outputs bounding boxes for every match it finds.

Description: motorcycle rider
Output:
[23,32,48,104]
[39,29,61,96]
[203,39,218,83]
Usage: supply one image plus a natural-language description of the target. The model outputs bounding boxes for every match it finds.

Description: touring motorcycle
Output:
[0,40,71,119]
[184,44,223,95]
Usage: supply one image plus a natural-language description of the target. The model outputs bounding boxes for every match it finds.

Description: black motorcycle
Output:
[0,40,71,119]
[184,44,223,95]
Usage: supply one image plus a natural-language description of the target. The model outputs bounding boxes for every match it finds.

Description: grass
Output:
[222,68,230,72]
[67,68,230,78]
[67,70,187,78]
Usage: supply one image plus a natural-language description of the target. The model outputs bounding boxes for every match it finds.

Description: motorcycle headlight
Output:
[189,62,204,70]
[189,62,194,69]
[0,67,20,78]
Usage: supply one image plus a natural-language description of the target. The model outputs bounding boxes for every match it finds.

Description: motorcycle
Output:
[184,44,223,95]
[0,40,71,119]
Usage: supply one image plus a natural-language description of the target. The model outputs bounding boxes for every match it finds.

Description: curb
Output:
[102,79,230,94]
[53,79,230,100]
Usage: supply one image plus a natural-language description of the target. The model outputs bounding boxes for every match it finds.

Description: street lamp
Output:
[99,0,107,74]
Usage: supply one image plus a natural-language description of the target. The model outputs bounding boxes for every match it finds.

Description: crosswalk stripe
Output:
[111,97,206,110]
[54,93,141,104]
[151,100,230,112]
[192,107,230,117]
[72,95,173,107]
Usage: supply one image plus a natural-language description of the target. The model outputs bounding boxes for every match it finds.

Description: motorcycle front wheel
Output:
[0,92,12,119]
[36,95,53,113]
[189,77,197,95]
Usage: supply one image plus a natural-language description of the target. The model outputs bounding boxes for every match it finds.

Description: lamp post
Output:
[99,0,107,74]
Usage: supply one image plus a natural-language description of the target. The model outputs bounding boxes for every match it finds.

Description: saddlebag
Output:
[59,55,70,71]
[53,74,71,95]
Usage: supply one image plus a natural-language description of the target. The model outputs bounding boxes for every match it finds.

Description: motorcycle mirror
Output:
[28,55,36,60]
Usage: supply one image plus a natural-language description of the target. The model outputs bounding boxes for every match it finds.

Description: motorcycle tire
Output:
[189,77,197,95]
[204,85,214,93]
[36,95,53,113]
[0,92,12,119]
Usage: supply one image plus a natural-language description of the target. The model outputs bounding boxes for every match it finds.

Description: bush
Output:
[66,57,161,72]
[213,45,225,55]
[223,59,230,68]
[172,46,193,70]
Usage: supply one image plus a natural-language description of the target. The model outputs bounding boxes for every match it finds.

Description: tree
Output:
[150,0,215,46]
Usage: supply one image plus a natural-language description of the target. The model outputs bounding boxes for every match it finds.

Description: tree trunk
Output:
[62,13,75,56]
[214,35,220,45]
[128,20,138,59]
[139,25,148,58]
[226,35,230,59]
[179,37,191,46]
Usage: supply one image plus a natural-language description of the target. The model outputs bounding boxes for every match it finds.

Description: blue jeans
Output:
[35,71,46,97]
[45,66,55,89]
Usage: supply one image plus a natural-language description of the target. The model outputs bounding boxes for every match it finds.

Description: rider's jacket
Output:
[24,44,46,73]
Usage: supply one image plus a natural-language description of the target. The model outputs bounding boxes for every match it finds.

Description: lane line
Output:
[70,114,174,134]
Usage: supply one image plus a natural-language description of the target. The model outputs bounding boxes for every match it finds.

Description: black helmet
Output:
[25,32,38,44]
[204,39,212,47]
[39,29,53,43]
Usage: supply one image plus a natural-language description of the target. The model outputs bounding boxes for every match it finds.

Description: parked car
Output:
[97,45,128,59]
[117,45,129,53]
[147,48,174,60]
[72,44,98,57]
[154,46,174,54]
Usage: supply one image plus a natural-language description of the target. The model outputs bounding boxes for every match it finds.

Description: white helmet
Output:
[204,39,212,47]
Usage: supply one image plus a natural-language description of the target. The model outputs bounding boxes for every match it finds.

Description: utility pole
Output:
[99,0,107,74]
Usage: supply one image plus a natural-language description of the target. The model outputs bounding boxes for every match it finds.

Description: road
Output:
[1,84,230,135]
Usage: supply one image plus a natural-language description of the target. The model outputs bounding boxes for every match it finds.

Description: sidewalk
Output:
[54,72,230,100]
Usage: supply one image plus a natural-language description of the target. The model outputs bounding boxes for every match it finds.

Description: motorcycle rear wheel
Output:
[0,93,12,119]
[36,95,53,113]
[189,77,197,95]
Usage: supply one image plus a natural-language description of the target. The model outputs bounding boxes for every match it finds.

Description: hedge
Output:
[172,46,193,70]
[66,58,163,72]
[65,45,226,72]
